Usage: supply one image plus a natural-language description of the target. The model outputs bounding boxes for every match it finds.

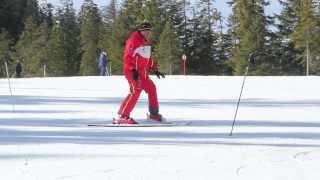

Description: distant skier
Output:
[98,51,109,76]
[15,60,22,78]
[113,22,165,124]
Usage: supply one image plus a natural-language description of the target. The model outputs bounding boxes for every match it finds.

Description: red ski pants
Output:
[118,74,159,117]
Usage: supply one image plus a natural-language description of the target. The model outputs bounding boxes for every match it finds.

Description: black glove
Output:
[132,69,139,80]
[154,71,165,79]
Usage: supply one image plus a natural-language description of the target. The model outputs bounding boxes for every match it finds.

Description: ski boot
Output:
[147,113,165,123]
[113,115,138,124]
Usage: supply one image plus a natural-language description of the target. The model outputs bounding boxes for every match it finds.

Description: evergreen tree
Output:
[155,20,181,74]
[316,2,320,72]
[99,0,118,74]
[185,8,199,74]
[40,3,54,28]
[100,0,117,44]
[79,0,101,75]
[46,22,66,76]
[24,0,41,23]
[103,0,118,25]
[0,29,11,77]
[105,15,127,74]
[59,0,81,76]
[142,0,164,44]
[215,14,233,75]
[187,0,220,74]
[162,0,185,41]
[0,0,40,41]
[183,7,197,74]
[15,17,49,76]
[228,0,269,75]
[181,0,191,51]
[121,0,144,27]
[292,0,319,75]
[273,0,304,75]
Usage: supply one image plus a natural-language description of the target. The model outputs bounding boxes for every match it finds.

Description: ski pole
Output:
[229,53,255,136]
[4,61,15,112]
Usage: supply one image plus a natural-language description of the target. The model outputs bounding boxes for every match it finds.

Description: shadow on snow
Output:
[1,95,320,107]
[0,95,320,147]
[0,118,320,148]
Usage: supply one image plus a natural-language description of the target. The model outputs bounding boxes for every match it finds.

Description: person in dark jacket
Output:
[15,60,22,78]
[98,51,109,76]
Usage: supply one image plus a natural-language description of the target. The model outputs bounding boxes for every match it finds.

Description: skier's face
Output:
[141,29,151,40]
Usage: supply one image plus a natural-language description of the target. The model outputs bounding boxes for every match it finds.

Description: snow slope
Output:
[0,76,320,180]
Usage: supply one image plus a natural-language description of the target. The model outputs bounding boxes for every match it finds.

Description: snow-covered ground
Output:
[0,75,320,180]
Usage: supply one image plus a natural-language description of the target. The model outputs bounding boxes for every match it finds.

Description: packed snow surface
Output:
[0,75,320,180]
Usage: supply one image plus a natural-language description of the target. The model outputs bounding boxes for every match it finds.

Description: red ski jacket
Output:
[123,31,157,80]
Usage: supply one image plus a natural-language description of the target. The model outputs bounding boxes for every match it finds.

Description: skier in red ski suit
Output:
[114,22,165,124]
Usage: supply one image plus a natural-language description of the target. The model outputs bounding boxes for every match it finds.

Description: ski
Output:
[88,121,191,127]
